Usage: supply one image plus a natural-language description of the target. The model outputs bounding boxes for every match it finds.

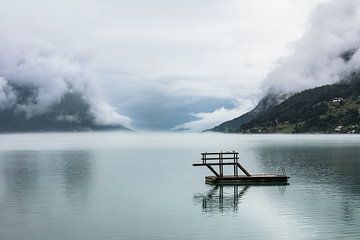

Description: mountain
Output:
[0,85,130,132]
[210,72,360,134]
[208,92,290,132]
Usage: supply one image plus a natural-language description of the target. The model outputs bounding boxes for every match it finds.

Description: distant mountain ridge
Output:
[0,84,129,132]
[207,92,290,132]
[208,48,360,133]
[209,72,360,134]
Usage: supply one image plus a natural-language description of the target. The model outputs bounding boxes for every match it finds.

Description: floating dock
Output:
[193,151,289,185]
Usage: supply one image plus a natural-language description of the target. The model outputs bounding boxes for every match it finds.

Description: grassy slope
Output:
[240,73,360,133]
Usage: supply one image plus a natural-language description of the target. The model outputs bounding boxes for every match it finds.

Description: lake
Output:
[0,132,359,240]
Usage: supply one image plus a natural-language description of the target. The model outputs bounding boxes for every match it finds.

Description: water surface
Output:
[0,133,359,240]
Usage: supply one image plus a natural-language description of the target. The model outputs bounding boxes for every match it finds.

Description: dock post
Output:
[233,152,238,177]
[202,152,206,164]
[219,152,223,177]
[236,152,239,176]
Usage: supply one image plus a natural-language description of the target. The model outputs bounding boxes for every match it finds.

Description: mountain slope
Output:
[211,73,360,134]
[0,85,130,132]
[208,93,290,132]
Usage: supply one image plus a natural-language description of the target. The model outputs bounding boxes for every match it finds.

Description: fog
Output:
[0,0,333,131]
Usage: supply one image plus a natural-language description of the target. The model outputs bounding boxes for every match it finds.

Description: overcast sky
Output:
[0,0,330,130]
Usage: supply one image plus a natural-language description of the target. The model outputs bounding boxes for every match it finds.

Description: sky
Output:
[0,0,334,131]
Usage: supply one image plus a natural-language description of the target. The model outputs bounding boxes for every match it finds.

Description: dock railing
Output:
[193,151,251,177]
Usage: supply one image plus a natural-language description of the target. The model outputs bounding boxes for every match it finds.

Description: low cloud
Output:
[0,0,329,131]
[262,0,360,94]
[177,0,360,131]
[0,44,132,128]
[172,99,256,132]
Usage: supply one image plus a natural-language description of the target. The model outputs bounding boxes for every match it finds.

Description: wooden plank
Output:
[193,163,240,166]
[201,157,239,160]
[237,163,251,176]
[201,152,238,155]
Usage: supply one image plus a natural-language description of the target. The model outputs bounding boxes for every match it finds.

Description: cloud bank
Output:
[263,0,360,93]
[0,44,131,128]
[0,0,330,131]
[172,101,255,132]
[181,0,360,131]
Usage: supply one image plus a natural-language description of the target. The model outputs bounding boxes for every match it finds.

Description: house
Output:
[332,97,344,103]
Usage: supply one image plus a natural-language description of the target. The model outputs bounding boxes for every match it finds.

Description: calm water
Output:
[0,133,360,240]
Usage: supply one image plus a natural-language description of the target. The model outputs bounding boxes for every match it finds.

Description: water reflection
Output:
[0,150,93,213]
[1,134,360,239]
[193,185,249,213]
[2,151,40,213]
[255,145,360,194]
[57,151,93,207]
[194,184,289,214]
[253,144,360,235]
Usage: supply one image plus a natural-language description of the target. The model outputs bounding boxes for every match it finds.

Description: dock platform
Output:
[193,151,289,185]
[205,175,289,185]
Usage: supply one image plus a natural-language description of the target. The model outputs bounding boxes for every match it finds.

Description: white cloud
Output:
[178,0,360,131]
[0,77,17,110]
[262,0,360,93]
[0,0,328,130]
[172,99,256,132]
[0,43,132,127]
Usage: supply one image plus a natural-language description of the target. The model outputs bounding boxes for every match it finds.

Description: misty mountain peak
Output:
[340,48,357,62]
[0,83,129,132]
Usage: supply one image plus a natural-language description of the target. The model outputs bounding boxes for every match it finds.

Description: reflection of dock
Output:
[193,151,289,185]
[194,184,287,213]
[193,185,249,213]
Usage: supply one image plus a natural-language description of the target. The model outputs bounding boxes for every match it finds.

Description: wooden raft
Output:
[193,151,289,185]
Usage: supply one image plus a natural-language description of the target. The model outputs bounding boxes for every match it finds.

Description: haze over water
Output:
[0,132,359,240]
